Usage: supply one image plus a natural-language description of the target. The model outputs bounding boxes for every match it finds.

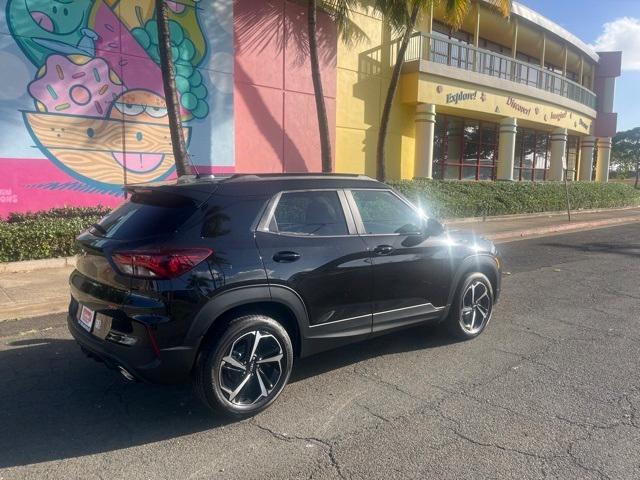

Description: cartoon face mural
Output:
[23,53,188,186]
[1,0,234,216]
[7,0,96,66]
[3,0,227,192]
[107,89,185,176]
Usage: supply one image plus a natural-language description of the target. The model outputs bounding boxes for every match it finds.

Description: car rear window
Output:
[93,192,197,240]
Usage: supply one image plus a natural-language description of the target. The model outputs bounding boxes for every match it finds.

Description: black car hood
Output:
[442,229,497,255]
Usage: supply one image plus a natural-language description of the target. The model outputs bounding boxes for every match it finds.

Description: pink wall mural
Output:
[0,0,234,218]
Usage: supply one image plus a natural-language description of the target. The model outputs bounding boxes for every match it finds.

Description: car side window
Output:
[351,190,423,235]
[270,191,349,236]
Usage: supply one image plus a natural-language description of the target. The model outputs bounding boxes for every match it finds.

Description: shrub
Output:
[6,206,112,223]
[388,180,640,219]
[0,207,110,262]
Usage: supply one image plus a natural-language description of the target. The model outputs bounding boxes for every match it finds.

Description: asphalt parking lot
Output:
[1,223,639,479]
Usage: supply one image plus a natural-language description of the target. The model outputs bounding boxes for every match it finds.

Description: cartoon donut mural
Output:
[6,0,208,190]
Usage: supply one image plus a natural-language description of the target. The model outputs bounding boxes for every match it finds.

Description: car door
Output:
[346,188,452,333]
[255,189,373,341]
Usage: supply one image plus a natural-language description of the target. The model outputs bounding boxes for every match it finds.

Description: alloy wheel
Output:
[218,330,284,406]
[460,280,492,334]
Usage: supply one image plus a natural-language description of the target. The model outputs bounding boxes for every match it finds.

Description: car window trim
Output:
[345,188,425,236]
[256,188,358,237]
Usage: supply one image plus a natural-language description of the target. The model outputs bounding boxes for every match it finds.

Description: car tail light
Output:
[112,248,212,279]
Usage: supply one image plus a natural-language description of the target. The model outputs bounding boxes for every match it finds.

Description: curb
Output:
[485,215,640,242]
[0,301,69,323]
[0,256,76,274]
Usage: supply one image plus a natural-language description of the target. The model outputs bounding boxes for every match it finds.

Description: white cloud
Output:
[590,17,640,71]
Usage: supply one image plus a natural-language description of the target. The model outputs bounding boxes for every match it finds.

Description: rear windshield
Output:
[93,192,197,240]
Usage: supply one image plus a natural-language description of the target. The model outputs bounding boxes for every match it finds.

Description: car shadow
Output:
[0,324,457,468]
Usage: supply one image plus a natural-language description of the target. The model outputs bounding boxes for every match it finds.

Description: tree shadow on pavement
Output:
[540,241,640,258]
[0,323,457,468]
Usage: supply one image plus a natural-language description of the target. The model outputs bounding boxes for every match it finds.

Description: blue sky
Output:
[520,0,640,132]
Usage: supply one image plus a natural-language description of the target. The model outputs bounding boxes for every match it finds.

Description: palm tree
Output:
[374,0,510,181]
[308,1,367,173]
[155,0,192,177]
[308,0,333,173]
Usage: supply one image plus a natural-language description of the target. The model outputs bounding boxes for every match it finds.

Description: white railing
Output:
[382,33,597,109]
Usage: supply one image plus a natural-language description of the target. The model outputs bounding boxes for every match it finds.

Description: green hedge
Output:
[0,209,109,262]
[5,206,111,223]
[389,180,640,219]
[1,182,640,262]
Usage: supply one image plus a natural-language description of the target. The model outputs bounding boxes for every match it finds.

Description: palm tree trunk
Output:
[635,160,639,189]
[376,3,420,181]
[308,0,333,173]
[155,0,192,177]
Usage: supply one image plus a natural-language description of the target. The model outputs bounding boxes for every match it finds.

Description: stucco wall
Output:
[233,0,336,173]
[334,3,415,180]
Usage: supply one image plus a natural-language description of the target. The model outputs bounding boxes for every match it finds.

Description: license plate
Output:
[78,305,95,332]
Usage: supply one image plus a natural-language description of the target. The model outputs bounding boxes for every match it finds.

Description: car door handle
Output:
[373,245,394,256]
[273,251,301,263]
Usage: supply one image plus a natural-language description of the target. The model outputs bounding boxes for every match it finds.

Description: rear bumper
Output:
[67,312,197,384]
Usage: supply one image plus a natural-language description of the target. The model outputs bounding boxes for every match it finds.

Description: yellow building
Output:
[335,1,622,182]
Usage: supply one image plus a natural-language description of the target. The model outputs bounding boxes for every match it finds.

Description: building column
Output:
[595,137,612,182]
[497,118,517,181]
[579,136,596,181]
[414,104,436,179]
[511,18,518,58]
[548,128,567,181]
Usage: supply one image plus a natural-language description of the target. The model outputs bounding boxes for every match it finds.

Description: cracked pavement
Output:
[1,223,639,479]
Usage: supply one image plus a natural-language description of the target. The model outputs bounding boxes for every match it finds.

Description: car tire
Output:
[445,272,494,340]
[194,314,293,417]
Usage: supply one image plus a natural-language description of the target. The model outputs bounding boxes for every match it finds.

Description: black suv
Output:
[68,174,501,416]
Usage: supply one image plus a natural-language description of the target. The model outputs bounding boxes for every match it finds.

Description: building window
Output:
[433,115,499,181]
[515,52,541,87]
[514,129,550,181]
[431,21,474,69]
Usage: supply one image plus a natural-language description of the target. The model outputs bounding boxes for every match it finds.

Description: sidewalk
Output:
[445,206,640,242]
[1,206,639,322]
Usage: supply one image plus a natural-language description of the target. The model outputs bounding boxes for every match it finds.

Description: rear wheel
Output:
[445,273,494,340]
[194,315,293,417]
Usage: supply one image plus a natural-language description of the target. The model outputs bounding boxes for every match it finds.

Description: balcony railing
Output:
[395,33,597,110]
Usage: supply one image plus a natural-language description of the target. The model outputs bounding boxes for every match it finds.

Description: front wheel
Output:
[445,273,494,340]
[194,315,293,417]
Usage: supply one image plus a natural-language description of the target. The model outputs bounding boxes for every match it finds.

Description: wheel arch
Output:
[445,254,501,311]
[186,285,309,362]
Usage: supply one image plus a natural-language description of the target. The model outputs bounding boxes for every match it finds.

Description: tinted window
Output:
[270,191,348,236]
[201,197,267,239]
[94,192,197,240]
[351,190,423,235]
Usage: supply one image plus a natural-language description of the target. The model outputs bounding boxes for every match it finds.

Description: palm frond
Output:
[439,0,472,30]
[321,0,370,45]
[484,0,511,17]
[373,0,434,35]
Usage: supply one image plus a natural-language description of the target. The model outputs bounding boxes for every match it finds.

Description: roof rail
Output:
[222,173,374,182]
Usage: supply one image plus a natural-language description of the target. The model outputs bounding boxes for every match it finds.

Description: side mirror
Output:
[423,218,444,236]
